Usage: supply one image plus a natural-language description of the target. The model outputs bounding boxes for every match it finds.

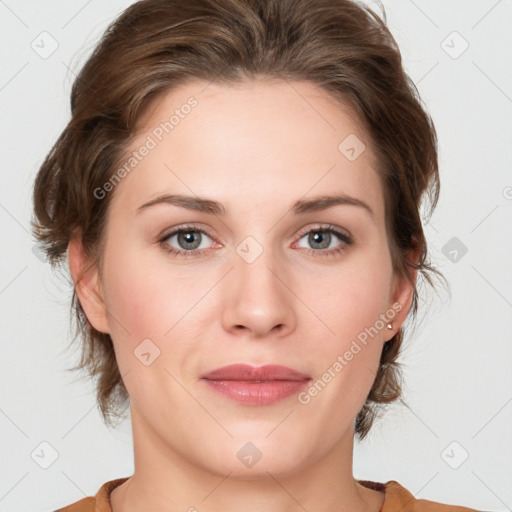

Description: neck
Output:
[110,408,385,512]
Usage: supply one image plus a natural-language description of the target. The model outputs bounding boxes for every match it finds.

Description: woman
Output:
[31,0,484,510]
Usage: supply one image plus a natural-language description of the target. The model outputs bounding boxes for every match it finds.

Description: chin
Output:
[202,434,311,479]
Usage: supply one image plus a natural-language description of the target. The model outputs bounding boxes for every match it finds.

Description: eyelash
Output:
[158,223,353,259]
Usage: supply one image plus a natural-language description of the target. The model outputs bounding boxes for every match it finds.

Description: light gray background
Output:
[1,1,511,511]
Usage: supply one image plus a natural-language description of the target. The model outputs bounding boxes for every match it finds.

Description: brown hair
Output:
[31,0,446,441]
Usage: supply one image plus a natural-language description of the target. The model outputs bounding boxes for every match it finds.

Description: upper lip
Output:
[201,364,311,381]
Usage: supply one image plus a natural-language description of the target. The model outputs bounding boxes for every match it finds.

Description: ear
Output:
[386,245,421,340]
[67,236,110,334]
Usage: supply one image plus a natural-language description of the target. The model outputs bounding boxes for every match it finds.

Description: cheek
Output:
[299,265,391,423]
[298,252,392,405]
[102,242,194,333]
[100,243,216,374]
[99,250,194,404]
[306,254,393,342]
[102,262,160,341]
[99,248,166,379]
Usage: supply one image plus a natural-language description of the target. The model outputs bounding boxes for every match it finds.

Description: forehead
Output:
[109,78,384,221]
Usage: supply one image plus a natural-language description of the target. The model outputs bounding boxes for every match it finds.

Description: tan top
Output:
[54,477,482,511]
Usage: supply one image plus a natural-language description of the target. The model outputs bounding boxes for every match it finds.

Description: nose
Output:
[221,244,297,339]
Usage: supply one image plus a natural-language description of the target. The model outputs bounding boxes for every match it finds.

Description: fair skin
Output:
[68,78,416,512]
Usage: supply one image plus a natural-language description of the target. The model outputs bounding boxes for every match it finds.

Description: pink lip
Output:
[201,364,311,405]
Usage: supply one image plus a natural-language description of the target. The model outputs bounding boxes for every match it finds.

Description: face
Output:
[72,78,413,478]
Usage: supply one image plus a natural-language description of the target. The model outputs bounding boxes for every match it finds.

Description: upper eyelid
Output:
[296,224,350,238]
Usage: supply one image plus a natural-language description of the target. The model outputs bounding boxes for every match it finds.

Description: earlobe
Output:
[67,237,110,334]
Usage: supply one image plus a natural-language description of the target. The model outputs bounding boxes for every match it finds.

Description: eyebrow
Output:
[136,193,374,218]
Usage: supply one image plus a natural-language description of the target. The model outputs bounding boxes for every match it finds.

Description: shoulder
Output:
[383,480,484,511]
[55,496,95,512]
[54,496,95,512]
[54,477,130,512]
[359,479,485,511]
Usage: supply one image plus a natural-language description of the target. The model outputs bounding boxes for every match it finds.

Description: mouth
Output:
[200,363,311,381]
[200,364,311,405]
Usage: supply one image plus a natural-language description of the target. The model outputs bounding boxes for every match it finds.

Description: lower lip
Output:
[202,379,310,405]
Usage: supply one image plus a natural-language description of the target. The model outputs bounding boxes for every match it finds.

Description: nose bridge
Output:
[235,233,286,303]
[236,235,281,292]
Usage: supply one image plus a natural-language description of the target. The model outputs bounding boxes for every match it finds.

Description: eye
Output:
[159,225,215,258]
[294,224,352,257]
[158,223,353,259]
